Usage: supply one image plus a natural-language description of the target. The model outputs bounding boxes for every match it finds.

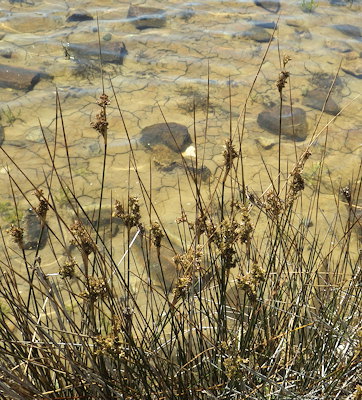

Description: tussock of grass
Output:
[0,29,361,400]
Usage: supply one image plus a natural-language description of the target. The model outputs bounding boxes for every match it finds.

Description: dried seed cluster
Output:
[33,189,49,222]
[95,334,125,357]
[276,54,291,93]
[113,196,142,229]
[237,261,265,301]
[7,225,24,248]
[173,245,203,301]
[223,139,238,168]
[81,276,107,301]
[91,93,110,139]
[150,221,164,248]
[70,220,96,256]
[59,257,77,279]
[224,355,250,379]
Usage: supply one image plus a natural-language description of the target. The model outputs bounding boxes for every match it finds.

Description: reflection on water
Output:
[0,0,361,243]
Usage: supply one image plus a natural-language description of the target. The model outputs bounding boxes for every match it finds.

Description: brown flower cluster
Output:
[81,276,108,301]
[33,189,48,222]
[172,244,204,302]
[276,54,291,94]
[7,224,24,249]
[91,93,110,139]
[237,261,265,301]
[113,196,142,229]
[59,257,78,279]
[70,220,96,256]
[223,139,238,170]
[150,221,164,248]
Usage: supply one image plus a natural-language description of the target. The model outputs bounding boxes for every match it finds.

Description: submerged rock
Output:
[0,64,52,91]
[325,39,352,53]
[240,26,271,43]
[63,41,128,65]
[127,5,166,30]
[140,122,192,153]
[140,124,211,181]
[342,60,362,79]
[257,106,308,141]
[22,208,48,250]
[302,89,341,115]
[66,10,93,22]
[153,145,211,182]
[333,24,361,40]
[25,126,53,143]
[254,0,280,13]
[309,72,344,92]
[253,21,277,30]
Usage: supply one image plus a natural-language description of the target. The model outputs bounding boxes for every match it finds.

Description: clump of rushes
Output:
[113,196,142,229]
[0,29,361,400]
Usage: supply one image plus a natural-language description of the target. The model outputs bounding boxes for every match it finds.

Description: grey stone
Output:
[22,208,48,250]
[253,21,277,29]
[0,64,52,91]
[64,41,128,65]
[302,89,341,115]
[333,24,361,40]
[103,33,112,41]
[255,0,280,13]
[342,60,362,79]
[257,106,308,141]
[0,49,12,59]
[140,122,192,153]
[127,5,166,30]
[25,126,53,143]
[66,10,93,22]
[239,26,271,43]
[325,39,352,53]
[309,72,344,91]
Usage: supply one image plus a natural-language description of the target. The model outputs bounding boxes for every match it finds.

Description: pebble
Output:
[103,33,112,41]
[237,26,271,43]
[253,21,277,29]
[127,5,166,30]
[140,122,192,153]
[324,39,352,53]
[333,24,361,40]
[66,10,94,23]
[257,106,308,141]
[0,64,52,91]
[342,60,362,79]
[302,89,341,115]
[254,0,281,13]
[25,126,53,143]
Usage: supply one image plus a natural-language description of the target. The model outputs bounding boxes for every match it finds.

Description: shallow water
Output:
[0,0,361,274]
